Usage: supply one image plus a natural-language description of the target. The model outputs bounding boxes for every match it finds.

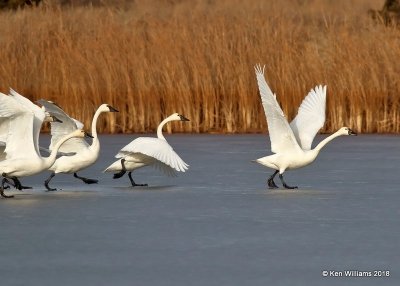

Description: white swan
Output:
[0,93,90,198]
[0,129,89,198]
[37,100,118,191]
[0,88,62,190]
[253,65,357,189]
[0,89,61,159]
[0,90,61,190]
[104,113,190,187]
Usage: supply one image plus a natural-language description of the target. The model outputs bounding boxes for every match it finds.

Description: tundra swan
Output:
[254,65,357,189]
[104,113,189,187]
[0,129,90,198]
[37,101,118,191]
[0,90,61,190]
[0,93,90,198]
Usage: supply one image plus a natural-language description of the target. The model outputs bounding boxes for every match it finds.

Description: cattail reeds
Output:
[0,0,398,134]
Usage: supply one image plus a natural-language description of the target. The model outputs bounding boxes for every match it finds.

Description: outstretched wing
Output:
[0,92,37,159]
[254,65,301,154]
[9,89,45,155]
[290,85,327,150]
[37,100,89,153]
[116,137,189,173]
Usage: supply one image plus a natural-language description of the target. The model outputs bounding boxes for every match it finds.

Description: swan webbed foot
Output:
[278,173,298,190]
[113,170,126,179]
[82,178,98,184]
[19,185,33,190]
[11,177,32,191]
[73,173,98,184]
[283,183,298,189]
[128,172,147,187]
[0,189,14,198]
[132,183,148,187]
[1,177,31,191]
[268,170,279,189]
[45,187,58,192]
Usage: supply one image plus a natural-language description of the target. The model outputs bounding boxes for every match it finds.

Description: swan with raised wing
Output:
[0,89,61,190]
[253,65,357,189]
[37,100,119,191]
[104,113,189,187]
[0,93,90,198]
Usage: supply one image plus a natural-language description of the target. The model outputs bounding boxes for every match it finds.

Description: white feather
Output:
[290,85,326,150]
[37,99,89,153]
[254,65,302,154]
[104,113,189,183]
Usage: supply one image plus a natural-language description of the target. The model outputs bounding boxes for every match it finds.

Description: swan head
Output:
[43,112,62,123]
[99,104,119,113]
[169,113,190,122]
[72,129,94,138]
[340,127,357,136]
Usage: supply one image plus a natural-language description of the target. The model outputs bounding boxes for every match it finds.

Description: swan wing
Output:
[116,137,189,173]
[0,92,37,159]
[0,140,5,160]
[9,89,45,155]
[0,117,9,144]
[290,85,327,150]
[254,65,301,154]
[125,152,178,177]
[37,100,89,153]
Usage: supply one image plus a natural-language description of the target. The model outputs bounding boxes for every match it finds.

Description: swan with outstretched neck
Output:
[253,65,357,189]
[104,113,190,187]
[37,101,118,191]
[0,129,91,198]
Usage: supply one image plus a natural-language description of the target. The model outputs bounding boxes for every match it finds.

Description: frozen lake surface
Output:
[0,134,399,286]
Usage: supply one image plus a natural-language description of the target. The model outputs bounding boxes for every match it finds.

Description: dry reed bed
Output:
[0,0,399,133]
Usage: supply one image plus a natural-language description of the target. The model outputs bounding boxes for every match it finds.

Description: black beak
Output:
[85,132,94,138]
[348,129,357,136]
[179,115,190,121]
[107,105,119,112]
[53,116,63,123]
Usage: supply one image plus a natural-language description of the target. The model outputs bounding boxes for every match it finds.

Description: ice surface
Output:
[0,134,398,286]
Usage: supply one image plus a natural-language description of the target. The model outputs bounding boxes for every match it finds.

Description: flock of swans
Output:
[0,65,356,199]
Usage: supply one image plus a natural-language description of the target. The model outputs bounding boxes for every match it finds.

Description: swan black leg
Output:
[1,173,31,191]
[279,174,298,189]
[2,178,12,189]
[113,159,127,179]
[45,172,57,192]
[268,170,279,189]
[11,177,32,190]
[128,172,148,187]
[1,178,14,198]
[73,173,98,184]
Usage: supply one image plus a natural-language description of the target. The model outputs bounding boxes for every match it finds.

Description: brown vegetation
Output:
[0,0,399,134]
[369,0,400,25]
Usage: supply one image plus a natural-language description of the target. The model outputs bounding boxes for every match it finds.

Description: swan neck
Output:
[91,108,102,140]
[44,133,76,168]
[90,108,102,149]
[157,117,172,140]
[314,131,343,152]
